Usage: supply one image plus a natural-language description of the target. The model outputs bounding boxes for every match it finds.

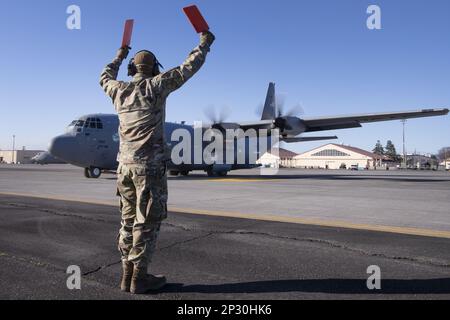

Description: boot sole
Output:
[130,281,167,294]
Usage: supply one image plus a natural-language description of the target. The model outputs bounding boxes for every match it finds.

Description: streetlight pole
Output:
[12,135,15,164]
[401,120,407,168]
[445,148,448,171]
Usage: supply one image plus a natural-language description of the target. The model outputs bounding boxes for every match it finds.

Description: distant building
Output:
[293,143,387,170]
[405,153,437,169]
[257,148,298,168]
[0,149,44,164]
[439,158,450,170]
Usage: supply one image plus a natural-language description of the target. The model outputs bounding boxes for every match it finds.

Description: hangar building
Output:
[294,143,385,170]
[0,150,44,164]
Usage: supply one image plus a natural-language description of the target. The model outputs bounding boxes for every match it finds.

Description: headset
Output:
[127,50,163,77]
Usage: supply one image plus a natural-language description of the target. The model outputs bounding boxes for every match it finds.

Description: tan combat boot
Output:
[120,261,134,292]
[130,266,167,294]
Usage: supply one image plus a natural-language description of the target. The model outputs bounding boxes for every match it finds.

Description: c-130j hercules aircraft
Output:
[48,83,448,178]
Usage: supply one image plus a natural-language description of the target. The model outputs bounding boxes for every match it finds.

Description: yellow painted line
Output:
[210,178,282,182]
[169,207,450,240]
[174,178,283,183]
[1,191,450,239]
[0,192,115,207]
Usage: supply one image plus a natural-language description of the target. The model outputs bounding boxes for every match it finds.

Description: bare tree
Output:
[437,147,450,161]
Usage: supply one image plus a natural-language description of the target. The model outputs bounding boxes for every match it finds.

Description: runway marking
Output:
[2,191,450,240]
[169,207,450,239]
[210,178,282,182]
[0,192,116,207]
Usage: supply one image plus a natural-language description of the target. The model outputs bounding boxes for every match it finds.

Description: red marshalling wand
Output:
[121,19,134,48]
[183,5,209,33]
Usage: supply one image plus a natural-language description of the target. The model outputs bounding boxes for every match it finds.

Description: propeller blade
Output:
[276,94,286,118]
[285,103,305,117]
[218,106,231,123]
[204,105,217,124]
[203,105,231,124]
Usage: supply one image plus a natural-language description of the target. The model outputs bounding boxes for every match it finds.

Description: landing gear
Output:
[169,170,190,177]
[218,171,228,177]
[84,167,102,179]
[206,170,228,177]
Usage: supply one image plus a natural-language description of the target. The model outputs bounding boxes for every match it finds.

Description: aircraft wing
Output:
[302,108,449,132]
[282,136,338,143]
[211,120,273,132]
[235,120,274,131]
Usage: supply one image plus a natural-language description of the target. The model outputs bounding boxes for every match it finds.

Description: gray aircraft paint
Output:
[49,115,263,175]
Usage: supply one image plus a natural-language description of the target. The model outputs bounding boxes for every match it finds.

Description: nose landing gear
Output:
[84,167,102,179]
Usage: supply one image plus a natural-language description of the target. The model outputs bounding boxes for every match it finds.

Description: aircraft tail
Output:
[261,82,276,120]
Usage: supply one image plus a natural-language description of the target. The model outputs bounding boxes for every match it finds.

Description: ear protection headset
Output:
[127,50,164,77]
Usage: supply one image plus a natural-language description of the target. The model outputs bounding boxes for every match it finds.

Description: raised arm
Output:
[99,47,130,100]
[152,31,215,96]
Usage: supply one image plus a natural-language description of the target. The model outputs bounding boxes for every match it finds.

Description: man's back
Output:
[111,74,167,164]
[100,32,215,165]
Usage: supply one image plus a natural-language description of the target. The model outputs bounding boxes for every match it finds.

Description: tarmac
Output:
[0,164,449,299]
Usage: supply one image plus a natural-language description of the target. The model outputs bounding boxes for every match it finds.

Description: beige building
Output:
[257,148,298,168]
[440,159,450,170]
[0,150,44,164]
[294,143,385,170]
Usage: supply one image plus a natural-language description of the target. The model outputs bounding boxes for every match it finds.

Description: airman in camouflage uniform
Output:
[100,31,215,294]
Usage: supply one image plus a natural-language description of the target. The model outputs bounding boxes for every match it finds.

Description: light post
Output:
[445,148,448,171]
[401,120,407,168]
[12,135,16,164]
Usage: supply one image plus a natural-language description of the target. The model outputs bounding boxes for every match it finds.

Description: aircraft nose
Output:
[48,135,78,162]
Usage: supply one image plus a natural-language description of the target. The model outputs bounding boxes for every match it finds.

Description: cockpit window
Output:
[71,118,104,130]
[83,118,92,128]
[96,118,103,129]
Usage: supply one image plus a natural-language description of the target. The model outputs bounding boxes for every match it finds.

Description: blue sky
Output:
[0,0,449,155]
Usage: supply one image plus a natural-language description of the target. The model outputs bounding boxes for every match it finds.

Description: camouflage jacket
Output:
[100,42,211,165]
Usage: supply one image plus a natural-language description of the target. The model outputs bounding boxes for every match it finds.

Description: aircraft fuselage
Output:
[49,114,261,177]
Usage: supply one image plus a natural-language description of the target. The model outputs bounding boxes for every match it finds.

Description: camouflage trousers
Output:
[116,162,168,269]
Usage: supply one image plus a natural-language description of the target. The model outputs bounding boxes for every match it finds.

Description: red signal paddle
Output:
[183,5,209,33]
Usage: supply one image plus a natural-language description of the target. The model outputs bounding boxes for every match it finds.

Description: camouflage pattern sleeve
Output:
[100,58,123,102]
[152,44,211,96]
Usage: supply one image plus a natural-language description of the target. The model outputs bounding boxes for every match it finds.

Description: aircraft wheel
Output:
[169,170,180,176]
[89,167,102,179]
[84,168,91,178]
[206,169,217,177]
[180,171,190,176]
